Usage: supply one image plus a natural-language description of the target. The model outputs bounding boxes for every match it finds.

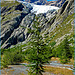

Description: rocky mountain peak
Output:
[46,0,66,7]
[25,0,47,5]
[24,0,66,7]
[25,0,47,3]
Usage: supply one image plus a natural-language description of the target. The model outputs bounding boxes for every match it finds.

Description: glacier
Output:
[18,1,59,15]
[31,5,59,15]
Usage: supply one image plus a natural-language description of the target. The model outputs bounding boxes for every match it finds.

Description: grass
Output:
[1,1,21,23]
[1,11,21,23]
[44,66,73,75]
[1,1,20,7]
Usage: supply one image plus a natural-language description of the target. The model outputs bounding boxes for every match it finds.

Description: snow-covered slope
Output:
[18,1,59,15]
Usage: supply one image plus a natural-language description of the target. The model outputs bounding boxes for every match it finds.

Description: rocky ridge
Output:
[24,0,66,7]
[46,0,66,7]
[25,0,46,5]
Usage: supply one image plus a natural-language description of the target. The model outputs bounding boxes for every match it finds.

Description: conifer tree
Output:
[60,37,72,63]
[25,19,52,75]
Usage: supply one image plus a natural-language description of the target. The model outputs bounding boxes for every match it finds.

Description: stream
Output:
[1,61,74,75]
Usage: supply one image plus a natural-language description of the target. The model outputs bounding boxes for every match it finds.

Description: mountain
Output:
[46,0,66,7]
[25,0,46,5]
[24,0,66,7]
[2,0,66,7]
[1,0,74,49]
[18,1,59,15]
[2,0,16,1]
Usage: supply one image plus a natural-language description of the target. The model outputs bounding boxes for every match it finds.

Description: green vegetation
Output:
[1,1,21,23]
[1,1,20,7]
[52,37,74,63]
[60,37,72,63]
[24,20,52,75]
[1,14,74,68]
[1,34,73,69]
[1,46,25,68]
[41,13,74,64]
[1,2,74,74]
[49,41,56,47]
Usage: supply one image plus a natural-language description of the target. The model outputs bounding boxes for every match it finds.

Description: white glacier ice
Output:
[18,0,59,15]
[31,4,59,15]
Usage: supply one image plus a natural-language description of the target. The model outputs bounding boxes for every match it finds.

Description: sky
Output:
[47,0,57,1]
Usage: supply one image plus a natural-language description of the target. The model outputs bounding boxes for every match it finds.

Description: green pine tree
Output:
[60,37,72,63]
[25,20,52,75]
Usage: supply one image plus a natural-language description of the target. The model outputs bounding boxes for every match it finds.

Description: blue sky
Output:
[47,0,57,1]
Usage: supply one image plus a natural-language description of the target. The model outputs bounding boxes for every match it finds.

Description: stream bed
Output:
[49,61,73,70]
[1,64,28,75]
[1,61,74,75]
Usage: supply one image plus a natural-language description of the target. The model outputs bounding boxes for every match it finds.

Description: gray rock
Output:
[21,13,35,27]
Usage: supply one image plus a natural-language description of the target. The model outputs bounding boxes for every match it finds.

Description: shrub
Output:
[2,51,25,65]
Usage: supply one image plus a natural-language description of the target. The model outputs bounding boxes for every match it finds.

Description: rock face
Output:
[25,0,46,5]
[1,0,74,48]
[2,0,66,7]
[2,0,16,1]
[46,0,66,7]
[24,0,66,7]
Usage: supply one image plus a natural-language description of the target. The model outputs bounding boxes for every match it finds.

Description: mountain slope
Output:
[1,0,74,49]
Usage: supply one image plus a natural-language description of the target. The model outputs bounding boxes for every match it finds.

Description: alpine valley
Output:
[1,0,74,75]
